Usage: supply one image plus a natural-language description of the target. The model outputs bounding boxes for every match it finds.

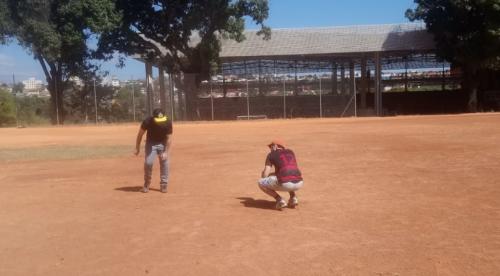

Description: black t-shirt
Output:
[141,116,173,144]
[265,149,303,183]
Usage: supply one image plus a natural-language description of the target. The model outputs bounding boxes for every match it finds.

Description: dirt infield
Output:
[1,114,499,276]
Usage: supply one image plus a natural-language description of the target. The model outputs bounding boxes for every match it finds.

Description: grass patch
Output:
[0,145,131,162]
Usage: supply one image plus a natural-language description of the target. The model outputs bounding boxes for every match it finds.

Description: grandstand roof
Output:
[219,23,435,61]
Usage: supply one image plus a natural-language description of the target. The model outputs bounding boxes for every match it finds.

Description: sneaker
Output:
[275,199,287,210]
[141,186,149,193]
[288,196,299,208]
[160,184,168,193]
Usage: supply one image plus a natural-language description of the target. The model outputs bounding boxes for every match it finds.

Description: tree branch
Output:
[36,55,52,83]
[137,31,168,58]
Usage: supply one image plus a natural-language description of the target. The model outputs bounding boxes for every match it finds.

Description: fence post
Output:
[246,79,250,119]
[210,78,214,121]
[283,77,286,119]
[319,77,323,118]
[93,79,97,124]
[353,71,357,117]
[131,76,136,122]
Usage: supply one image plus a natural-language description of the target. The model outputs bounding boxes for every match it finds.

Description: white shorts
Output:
[258,175,303,192]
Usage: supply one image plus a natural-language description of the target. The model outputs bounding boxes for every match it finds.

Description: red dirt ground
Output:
[1,114,500,276]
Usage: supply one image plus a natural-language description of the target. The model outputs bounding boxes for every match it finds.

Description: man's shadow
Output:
[237,197,276,210]
[115,186,161,192]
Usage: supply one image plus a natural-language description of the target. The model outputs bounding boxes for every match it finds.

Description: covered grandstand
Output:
[139,23,464,120]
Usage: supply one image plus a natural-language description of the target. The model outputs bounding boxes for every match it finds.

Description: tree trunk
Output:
[48,75,65,125]
[463,67,479,113]
[183,73,201,120]
[467,87,478,112]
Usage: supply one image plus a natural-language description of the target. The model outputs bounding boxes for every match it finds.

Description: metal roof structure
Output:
[219,23,434,61]
[139,23,448,118]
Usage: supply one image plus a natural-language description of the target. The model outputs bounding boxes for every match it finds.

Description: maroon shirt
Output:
[265,149,303,183]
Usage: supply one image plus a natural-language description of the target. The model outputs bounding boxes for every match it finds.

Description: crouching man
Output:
[258,140,304,210]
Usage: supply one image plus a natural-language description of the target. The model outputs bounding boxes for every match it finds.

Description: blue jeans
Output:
[144,142,169,187]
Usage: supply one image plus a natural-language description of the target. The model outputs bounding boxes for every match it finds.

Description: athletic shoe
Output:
[275,199,287,210]
[160,184,168,193]
[288,196,299,208]
[141,186,149,193]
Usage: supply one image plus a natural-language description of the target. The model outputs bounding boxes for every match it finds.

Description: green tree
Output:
[98,0,270,119]
[1,0,120,124]
[0,88,16,126]
[12,82,24,94]
[0,0,12,43]
[65,81,115,123]
[17,96,51,125]
[109,85,145,122]
[406,0,500,111]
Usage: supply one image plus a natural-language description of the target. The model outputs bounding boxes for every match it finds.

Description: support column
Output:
[349,60,355,95]
[258,60,262,96]
[168,73,175,120]
[340,63,345,95]
[145,62,154,116]
[374,52,382,116]
[222,64,227,97]
[404,56,408,92]
[331,61,337,94]
[441,62,446,91]
[294,60,298,96]
[158,65,167,113]
[360,57,367,108]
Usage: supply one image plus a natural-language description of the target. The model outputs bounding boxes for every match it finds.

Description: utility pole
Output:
[93,79,98,124]
[246,79,250,119]
[210,78,214,121]
[283,77,286,119]
[319,77,323,118]
[131,76,136,122]
[12,74,19,127]
[55,77,60,125]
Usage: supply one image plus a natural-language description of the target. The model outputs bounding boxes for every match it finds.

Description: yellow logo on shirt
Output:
[154,115,168,123]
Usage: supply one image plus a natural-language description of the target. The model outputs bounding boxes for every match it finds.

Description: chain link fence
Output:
[147,55,465,121]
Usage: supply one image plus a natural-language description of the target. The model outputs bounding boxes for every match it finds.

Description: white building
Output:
[69,76,84,87]
[102,76,121,87]
[111,78,120,87]
[22,77,44,91]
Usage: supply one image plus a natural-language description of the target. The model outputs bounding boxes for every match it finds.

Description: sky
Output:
[0,0,416,84]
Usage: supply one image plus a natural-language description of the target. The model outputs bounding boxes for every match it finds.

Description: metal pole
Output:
[246,79,250,119]
[319,77,323,118]
[331,62,337,94]
[12,74,19,127]
[93,79,98,124]
[283,77,286,119]
[14,95,19,127]
[354,70,357,117]
[405,57,408,92]
[145,62,153,116]
[258,59,261,96]
[294,60,298,95]
[244,61,250,120]
[131,76,136,122]
[442,62,446,91]
[375,52,382,116]
[210,78,214,120]
[170,74,175,121]
[159,66,167,112]
[55,76,60,125]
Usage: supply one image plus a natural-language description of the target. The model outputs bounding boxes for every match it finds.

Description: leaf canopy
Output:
[406,0,500,71]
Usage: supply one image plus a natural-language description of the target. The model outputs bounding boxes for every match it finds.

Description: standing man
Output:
[258,139,304,210]
[135,108,173,193]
